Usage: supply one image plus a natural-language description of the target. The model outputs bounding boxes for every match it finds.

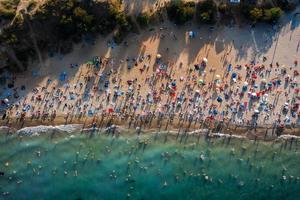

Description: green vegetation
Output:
[263,7,283,22]
[249,7,263,22]
[0,0,20,20]
[166,0,196,25]
[0,0,119,71]
[0,0,296,72]
[248,6,283,23]
[108,0,138,43]
[137,12,150,28]
[218,2,231,16]
[196,0,216,24]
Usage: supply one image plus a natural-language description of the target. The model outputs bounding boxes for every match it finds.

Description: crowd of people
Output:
[1,32,300,136]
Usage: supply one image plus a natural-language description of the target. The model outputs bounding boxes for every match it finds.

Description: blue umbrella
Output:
[60,72,67,81]
[239,104,245,110]
[88,110,94,117]
[232,72,237,79]
[217,96,223,102]
[213,109,218,115]
[227,64,232,72]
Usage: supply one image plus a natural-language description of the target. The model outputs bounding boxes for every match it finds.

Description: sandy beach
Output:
[1,3,300,137]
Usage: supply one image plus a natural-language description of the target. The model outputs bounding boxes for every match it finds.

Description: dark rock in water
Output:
[0,171,4,176]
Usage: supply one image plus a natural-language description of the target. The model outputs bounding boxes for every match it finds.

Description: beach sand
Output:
[1,4,300,137]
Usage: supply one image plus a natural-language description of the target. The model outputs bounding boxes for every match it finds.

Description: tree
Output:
[250,8,263,22]
[264,7,283,22]
[199,12,210,23]
[167,0,195,25]
[137,13,150,28]
[196,0,216,24]
[73,7,87,18]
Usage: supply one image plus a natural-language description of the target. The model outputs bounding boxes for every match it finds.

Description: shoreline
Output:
[1,116,300,142]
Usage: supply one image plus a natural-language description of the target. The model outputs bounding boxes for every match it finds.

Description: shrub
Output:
[113,30,124,44]
[0,0,20,20]
[263,7,283,22]
[167,0,196,25]
[196,0,216,24]
[218,2,228,14]
[137,12,150,28]
[249,8,263,22]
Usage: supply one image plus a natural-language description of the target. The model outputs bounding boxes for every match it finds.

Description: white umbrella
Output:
[4,98,9,103]
[252,93,257,96]
[203,58,208,63]
[244,81,248,86]
[156,54,162,59]
[254,109,260,113]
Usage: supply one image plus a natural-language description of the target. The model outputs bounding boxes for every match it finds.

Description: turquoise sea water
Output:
[0,130,299,200]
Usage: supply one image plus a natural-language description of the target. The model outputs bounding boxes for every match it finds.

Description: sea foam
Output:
[16,124,83,136]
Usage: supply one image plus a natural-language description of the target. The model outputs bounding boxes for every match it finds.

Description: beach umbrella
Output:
[4,98,9,103]
[203,58,208,63]
[199,79,204,84]
[171,82,176,87]
[215,74,221,79]
[239,104,245,110]
[254,109,260,114]
[88,110,94,117]
[232,78,237,82]
[156,54,162,59]
[252,93,257,97]
[244,81,248,86]
[195,90,200,94]
[213,109,218,115]
[227,64,232,72]
[127,80,133,85]
[217,96,223,103]
[232,72,237,79]
[261,79,267,83]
